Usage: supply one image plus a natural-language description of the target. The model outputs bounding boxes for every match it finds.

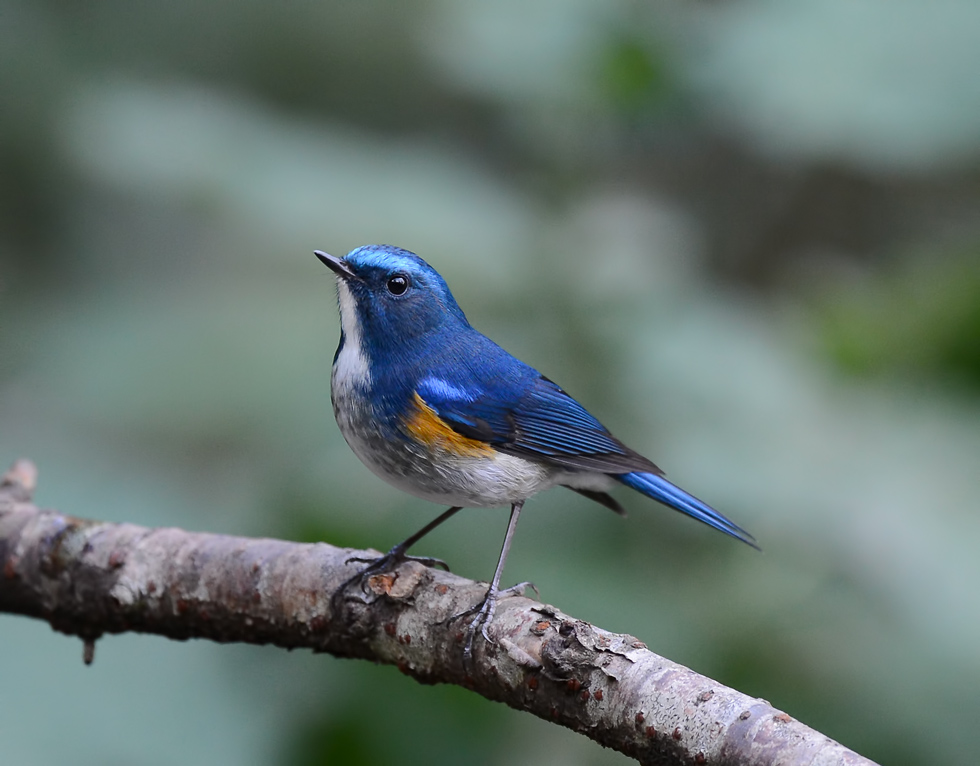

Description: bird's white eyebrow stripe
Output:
[418,376,477,402]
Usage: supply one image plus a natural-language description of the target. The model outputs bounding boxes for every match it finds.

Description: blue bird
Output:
[316,245,756,659]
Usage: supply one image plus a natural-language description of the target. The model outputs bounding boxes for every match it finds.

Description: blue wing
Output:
[415,371,660,475]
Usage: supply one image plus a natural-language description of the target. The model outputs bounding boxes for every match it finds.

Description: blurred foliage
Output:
[2,1,980,765]
[286,665,509,766]
[822,246,980,389]
[599,35,672,116]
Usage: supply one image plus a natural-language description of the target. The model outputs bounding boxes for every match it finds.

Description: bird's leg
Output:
[332,506,463,608]
[346,505,464,570]
[455,500,531,666]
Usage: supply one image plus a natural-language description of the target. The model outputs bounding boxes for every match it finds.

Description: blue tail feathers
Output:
[616,472,759,549]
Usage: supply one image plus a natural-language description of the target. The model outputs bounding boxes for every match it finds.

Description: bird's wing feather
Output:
[416,374,661,475]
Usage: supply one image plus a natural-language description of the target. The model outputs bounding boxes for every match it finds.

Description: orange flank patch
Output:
[404,392,494,457]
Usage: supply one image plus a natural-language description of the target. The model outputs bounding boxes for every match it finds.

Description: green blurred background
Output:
[2,1,979,764]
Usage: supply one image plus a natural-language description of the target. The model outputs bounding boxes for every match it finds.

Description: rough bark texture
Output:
[0,460,877,766]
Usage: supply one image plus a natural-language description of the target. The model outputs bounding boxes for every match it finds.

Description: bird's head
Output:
[316,245,469,355]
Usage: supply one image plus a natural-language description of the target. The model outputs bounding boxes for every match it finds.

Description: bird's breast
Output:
[330,374,556,507]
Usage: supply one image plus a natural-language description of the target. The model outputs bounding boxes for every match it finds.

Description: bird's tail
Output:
[616,472,759,549]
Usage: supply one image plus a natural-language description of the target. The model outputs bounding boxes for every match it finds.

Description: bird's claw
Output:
[451,581,538,669]
[500,580,537,599]
[453,596,495,668]
[344,551,450,572]
[330,547,451,615]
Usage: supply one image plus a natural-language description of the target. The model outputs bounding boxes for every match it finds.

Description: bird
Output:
[316,244,756,660]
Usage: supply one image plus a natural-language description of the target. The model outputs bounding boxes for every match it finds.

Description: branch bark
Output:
[0,460,876,766]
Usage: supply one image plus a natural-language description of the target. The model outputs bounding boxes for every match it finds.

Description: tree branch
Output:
[0,460,876,766]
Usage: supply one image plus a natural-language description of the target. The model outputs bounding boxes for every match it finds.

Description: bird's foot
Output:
[331,544,450,614]
[450,581,537,669]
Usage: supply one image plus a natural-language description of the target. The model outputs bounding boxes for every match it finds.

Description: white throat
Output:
[332,279,370,390]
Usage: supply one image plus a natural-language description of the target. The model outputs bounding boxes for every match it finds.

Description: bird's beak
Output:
[315,250,358,281]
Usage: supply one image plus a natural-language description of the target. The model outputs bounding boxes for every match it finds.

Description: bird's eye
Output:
[386,274,409,295]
